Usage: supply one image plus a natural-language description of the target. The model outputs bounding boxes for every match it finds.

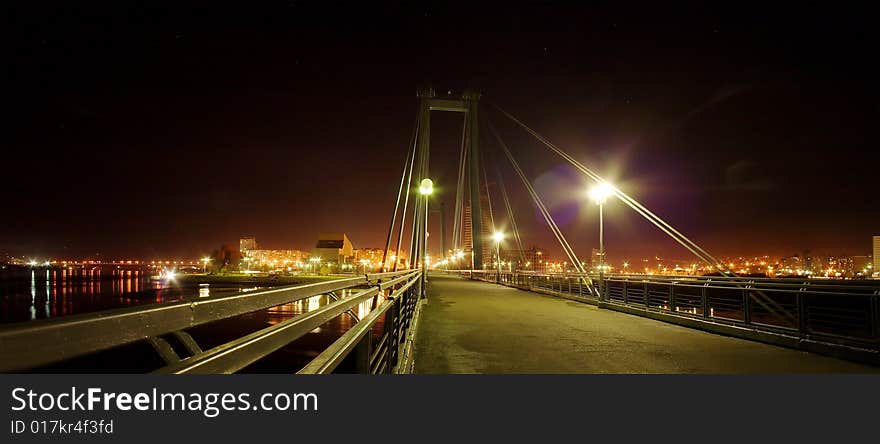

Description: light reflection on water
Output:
[0,268,251,324]
[1,267,389,372]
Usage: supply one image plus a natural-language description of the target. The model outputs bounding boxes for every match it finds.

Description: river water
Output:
[0,266,380,372]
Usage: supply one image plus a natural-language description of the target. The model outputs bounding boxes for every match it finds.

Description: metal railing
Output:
[452,269,880,354]
[0,270,423,373]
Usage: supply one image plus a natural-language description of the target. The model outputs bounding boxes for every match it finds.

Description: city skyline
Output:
[2,227,877,265]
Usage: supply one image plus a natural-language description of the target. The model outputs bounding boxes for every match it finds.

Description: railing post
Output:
[385,298,399,374]
[353,330,372,374]
[743,288,751,325]
[701,282,709,319]
[797,290,808,336]
[872,293,879,339]
[669,282,676,312]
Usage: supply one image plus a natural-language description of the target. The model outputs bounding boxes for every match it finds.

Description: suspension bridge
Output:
[1,85,878,373]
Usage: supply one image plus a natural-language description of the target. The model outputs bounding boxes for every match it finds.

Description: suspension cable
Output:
[451,114,469,252]
[494,161,527,264]
[487,118,588,278]
[393,106,421,271]
[383,114,419,271]
[490,103,795,322]
[491,103,730,274]
[482,159,497,235]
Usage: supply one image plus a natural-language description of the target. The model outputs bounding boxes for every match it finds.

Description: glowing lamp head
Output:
[589,182,614,205]
[418,178,434,196]
[492,231,504,243]
[162,269,177,282]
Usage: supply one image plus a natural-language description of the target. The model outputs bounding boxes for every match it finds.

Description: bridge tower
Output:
[412,85,485,270]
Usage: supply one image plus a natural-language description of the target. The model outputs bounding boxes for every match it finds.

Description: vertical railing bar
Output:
[701,281,709,318]
[743,287,751,326]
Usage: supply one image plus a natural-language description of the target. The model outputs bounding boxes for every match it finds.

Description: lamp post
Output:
[589,182,614,300]
[201,257,211,273]
[492,231,504,283]
[418,178,433,298]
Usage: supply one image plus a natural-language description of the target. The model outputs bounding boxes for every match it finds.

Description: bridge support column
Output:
[464,89,483,270]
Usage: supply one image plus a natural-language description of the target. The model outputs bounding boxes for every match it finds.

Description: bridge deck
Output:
[412,274,878,373]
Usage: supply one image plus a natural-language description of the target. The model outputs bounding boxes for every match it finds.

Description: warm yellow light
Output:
[588,182,614,204]
[492,231,504,243]
[418,178,434,196]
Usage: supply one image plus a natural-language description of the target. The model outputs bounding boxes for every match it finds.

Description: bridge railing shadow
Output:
[444,269,880,365]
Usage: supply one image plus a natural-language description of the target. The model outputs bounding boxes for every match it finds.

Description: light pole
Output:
[418,178,433,298]
[201,257,211,273]
[589,182,614,300]
[492,231,504,283]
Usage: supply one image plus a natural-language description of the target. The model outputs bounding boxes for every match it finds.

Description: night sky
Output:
[5,3,878,262]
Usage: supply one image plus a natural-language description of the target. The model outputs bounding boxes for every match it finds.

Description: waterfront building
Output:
[313,233,354,266]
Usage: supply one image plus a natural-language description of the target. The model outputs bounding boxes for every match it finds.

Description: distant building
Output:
[313,233,354,265]
[354,248,385,270]
[238,237,308,270]
[247,249,307,269]
[500,246,548,271]
[239,237,258,255]
[874,236,880,278]
[354,248,406,270]
[462,197,495,269]
[590,248,602,270]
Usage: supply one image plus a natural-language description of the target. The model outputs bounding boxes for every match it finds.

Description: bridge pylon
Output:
[410,86,485,271]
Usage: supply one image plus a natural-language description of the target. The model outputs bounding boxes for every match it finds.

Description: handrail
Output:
[449,269,880,297]
[450,269,880,354]
[155,286,382,374]
[0,270,419,372]
[298,273,420,374]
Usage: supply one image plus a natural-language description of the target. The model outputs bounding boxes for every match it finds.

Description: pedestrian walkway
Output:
[412,274,878,373]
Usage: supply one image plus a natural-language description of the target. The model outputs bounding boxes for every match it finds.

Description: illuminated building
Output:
[874,236,880,278]
[239,237,258,255]
[590,248,602,271]
[353,248,406,270]
[313,233,354,266]
[247,249,307,269]
[462,195,494,269]
[500,246,548,271]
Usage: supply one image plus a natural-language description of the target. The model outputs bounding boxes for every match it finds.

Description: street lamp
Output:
[492,231,504,283]
[589,182,614,300]
[242,256,252,272]
[201,257,211,273]
[419,178,433,298]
